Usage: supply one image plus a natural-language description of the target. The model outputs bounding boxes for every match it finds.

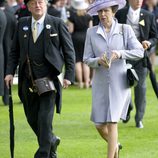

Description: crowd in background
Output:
[1,1,158,158]
[0,0,158,100]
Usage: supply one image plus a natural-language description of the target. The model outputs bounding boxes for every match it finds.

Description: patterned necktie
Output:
[32,21,38,43]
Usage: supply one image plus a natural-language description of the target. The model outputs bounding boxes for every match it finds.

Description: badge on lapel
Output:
[23,26,29,31]
[139,19,145,26]
[23,26,29,38]
[24,34,27,38]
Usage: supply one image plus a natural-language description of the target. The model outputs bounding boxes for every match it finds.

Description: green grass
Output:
[0,74,158,158]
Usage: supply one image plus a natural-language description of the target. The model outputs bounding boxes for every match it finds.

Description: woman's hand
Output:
[110,52,120,62]
[98,54,110,68]
[98,51,121,68]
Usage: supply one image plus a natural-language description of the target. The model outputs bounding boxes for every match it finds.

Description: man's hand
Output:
[5,74,13,89]
[63,79,71,89]
[142,40,151,50]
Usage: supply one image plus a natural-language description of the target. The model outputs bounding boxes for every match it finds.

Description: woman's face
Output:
[97,7,114,26]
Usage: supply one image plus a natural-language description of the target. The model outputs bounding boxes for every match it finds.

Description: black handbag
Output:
[34,77,56,95]
[121,24,139,87]
[26,55,56,95]
[127,68,139,87]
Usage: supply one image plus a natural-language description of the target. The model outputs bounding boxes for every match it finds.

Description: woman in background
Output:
[68,0,92,88]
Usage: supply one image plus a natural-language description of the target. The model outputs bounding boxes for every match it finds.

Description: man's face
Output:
[59,0,67,7]
[128,0,143,10]
[27,0,47,20]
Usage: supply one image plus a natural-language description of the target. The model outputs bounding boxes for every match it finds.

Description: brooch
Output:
[46,24,51,29]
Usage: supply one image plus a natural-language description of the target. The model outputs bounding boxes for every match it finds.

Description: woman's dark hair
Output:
[111,5,119,13]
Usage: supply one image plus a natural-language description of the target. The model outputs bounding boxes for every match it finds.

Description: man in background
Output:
[116,0,157,128]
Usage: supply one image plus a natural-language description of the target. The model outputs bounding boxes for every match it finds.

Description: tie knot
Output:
[33,21,38,29]
[34,21,38,24]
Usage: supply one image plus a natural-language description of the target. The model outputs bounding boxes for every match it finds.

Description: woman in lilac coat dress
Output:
[83,0,144,157]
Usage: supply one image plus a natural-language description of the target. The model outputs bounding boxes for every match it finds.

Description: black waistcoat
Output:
[28,31,50,79]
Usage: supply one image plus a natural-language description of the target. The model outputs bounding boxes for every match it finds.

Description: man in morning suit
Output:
[116,0,157,128]
[5,0,75,157]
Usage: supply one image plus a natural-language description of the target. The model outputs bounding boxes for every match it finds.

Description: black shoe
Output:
[136,121,144,129]
[50,153,57,158]
[114,143,122,158]
[118,144,122,158]
[50,136,60,158]
[123,106,133,123]
[118,143,122,150]
[122,114,130,123]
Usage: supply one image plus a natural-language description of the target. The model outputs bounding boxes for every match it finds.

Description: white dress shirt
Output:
[127,7,140,24]
[60,7,68,23]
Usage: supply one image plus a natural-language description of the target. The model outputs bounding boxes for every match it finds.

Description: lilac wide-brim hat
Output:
[87,0,126,15]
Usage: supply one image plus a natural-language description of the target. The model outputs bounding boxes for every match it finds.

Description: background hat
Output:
[48,0,60,4]
[24,0,29,4]
[87,0,126,15]
[24,0,48,5]
[0,0,5,5]
[71,0,89,10]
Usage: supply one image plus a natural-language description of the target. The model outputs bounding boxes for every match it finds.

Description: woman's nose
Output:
[100,10,105,15]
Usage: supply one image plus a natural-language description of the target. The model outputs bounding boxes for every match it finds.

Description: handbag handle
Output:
[26,54,37,92]
[121,24,126,48]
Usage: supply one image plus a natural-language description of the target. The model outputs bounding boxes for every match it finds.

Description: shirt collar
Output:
[32,13,46,25]
[97,18,119,38]
[129,7,140,15]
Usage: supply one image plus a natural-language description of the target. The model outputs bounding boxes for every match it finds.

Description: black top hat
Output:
[24,0,30,4]
[0,0,5,5]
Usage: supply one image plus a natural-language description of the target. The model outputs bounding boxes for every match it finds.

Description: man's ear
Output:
[27,3,31,12]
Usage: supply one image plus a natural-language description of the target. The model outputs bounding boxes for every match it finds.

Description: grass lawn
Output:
[0,74,158,158]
